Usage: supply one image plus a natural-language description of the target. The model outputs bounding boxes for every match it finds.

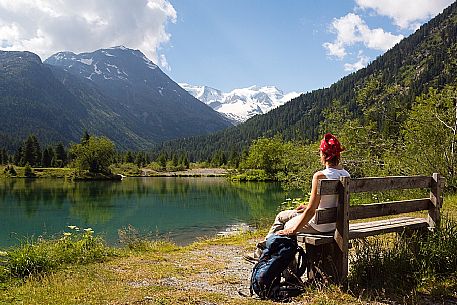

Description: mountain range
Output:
[0,47,231,150]
[179,84,301,124]
[157,1,457,161]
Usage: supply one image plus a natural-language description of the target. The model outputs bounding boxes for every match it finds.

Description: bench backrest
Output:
[314,173,442,228]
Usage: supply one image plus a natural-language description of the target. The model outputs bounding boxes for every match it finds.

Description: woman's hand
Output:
[275,228,296,236]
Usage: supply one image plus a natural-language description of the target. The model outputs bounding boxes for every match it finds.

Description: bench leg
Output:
[305,243,339,284]
[333,242,348,286]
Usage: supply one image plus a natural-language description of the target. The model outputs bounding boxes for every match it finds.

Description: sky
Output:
[0,0,454,93]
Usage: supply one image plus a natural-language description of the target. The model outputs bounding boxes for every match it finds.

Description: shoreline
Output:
[0,166,230,179]
[139,168,229,177]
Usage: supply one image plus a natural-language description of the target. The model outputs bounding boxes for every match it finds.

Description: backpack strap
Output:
[295,245,308,278]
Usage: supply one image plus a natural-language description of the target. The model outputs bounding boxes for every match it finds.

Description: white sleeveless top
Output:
[309,167,350,232]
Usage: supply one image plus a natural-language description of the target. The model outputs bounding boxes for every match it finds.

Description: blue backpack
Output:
[249,235,307,300]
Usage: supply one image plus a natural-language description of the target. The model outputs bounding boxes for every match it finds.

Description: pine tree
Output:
[125,151,134,163]
[157,152,167,168]
[0,148,8,165]
[41,147,53,167]
[179,153,190,169]
[14,144,24,166]
[55,143,67,167]
[22,134,41,167]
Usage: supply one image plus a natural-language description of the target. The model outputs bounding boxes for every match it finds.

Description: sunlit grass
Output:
[0,226,115,281]
[1,193,456,304]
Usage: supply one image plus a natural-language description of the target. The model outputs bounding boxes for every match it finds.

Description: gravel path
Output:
[159,245,254,298]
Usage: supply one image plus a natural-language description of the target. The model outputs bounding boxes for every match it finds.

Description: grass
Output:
[348,215,457,303]
[1,194,457,304]
[0,165,74,179]
[2,224,455,305]
[0,226,115,281]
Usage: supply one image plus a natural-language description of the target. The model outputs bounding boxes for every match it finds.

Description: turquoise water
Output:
[0,177,286,247]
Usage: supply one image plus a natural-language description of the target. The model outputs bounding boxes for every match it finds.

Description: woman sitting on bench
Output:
[254,133,350,258]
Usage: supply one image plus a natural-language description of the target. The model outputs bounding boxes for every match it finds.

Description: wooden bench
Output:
[296,173,443,284]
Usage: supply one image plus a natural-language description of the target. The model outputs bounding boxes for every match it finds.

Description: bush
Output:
[349,236,419,294]
[24,163,35,177]
[349,216,457,297]
[111,163,141,176]
[418,216,457,276]
[1,226,115,280]
[118,225,178,253]
[230,169,270,181]
[3,165,17,176]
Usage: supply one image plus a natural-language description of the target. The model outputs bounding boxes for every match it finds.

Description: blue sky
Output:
[0,0,454,93]
[163,0,453,93]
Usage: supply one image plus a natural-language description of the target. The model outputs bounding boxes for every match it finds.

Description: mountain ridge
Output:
[180,83,301,124]
[0,47,232,150]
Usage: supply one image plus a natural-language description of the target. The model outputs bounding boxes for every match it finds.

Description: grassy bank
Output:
[1,195,456,304]
[0,229,361,305]
[0,165,74,179]
[0,165,229,179]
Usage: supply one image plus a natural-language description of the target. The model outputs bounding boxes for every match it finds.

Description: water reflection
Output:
[0,177,286,247]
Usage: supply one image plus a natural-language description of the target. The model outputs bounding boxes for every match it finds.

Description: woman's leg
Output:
[265,210,298,239]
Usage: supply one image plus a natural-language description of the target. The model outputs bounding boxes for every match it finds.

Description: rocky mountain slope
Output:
[0,47,232,150]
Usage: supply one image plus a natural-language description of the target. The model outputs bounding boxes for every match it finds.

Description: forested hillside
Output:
[156,2,457,162]
[0,47,232,151]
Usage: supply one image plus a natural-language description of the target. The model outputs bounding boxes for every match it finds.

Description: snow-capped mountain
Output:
[43,46,232,147]
[180,83,301,124]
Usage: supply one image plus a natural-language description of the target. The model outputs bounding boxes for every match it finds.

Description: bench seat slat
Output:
[348,216,416,230]
[297,217,429,245]
[296,233,334,245]
[349,217,429,239]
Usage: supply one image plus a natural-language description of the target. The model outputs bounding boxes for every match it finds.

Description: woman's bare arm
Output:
[276,171,326,235]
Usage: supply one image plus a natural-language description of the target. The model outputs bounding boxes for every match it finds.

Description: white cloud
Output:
[159,54,171,71]
[344,51,370,71]
[356,0,454,29]
[0,0,177,63]
[323,13,403,59]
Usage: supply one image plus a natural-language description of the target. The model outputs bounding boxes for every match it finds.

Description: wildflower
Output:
[84,228,94,233]
[68,225,77,230]
[0,251,7,256]
[63,232,72,237]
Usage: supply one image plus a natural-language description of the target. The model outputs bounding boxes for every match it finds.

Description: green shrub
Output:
[111,162,141,176]
[146,161,163,171]
[24,163,35,177]
[230,169,269,181]
[6,242,54,277]
[118,225,178,252]
[1,227,115,280]
[348,216,457,297]
[349,236,419,294]
[3,165,17,176]
[418,216,457,276]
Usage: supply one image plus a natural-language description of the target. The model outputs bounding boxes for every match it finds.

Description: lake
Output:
[0,177,287,248]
